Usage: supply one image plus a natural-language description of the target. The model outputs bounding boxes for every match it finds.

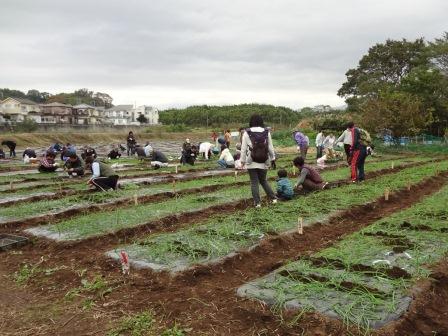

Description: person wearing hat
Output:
[38,150,59,173]
[64,152,85,177]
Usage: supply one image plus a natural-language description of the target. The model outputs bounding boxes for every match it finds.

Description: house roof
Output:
[1,97,38,105]
[73,104,95,109]
[105,104,133,112]
[42,102,73,107]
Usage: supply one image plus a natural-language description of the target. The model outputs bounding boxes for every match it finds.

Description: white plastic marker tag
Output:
[119,250,130,275]
[134,194,138,205]
[391,162,394,169]
[297,217,303,235]
[234,170,238,181]
[384,188,390,201]
[292,165,296,176]
[175,165,178,174]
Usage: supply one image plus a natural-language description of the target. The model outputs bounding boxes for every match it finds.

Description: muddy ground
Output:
[1,171,447,336]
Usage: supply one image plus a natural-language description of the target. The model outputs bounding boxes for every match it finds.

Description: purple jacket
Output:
[293,132,308,147]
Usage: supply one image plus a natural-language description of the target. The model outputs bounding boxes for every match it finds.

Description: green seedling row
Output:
[0,155,414,222]
[239,182,448,331]
[115,161,448,273]
[22,157,425,238]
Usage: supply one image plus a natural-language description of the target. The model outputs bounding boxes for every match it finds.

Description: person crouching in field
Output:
[64,152,85,178]
[293,156,328,191]
[38,150,59,173]
[150,149,169,169]
[108,146,122,160]
[276,169,294,200]
[217,145,235,169]
[85,156,119,191]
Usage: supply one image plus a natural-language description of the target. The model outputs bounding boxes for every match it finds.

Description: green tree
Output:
[360,91,431,140]
[338,38,428,108]
[136,114,148,124]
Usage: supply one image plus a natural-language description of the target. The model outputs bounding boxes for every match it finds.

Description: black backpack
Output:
[247,128,269,163]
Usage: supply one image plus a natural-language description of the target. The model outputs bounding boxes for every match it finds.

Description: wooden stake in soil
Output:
[407,181,411,191]
[384,188,390,201]
[9,181,13,191]
[175,165,178,174]
[292,165,296,176]
[172,180,176,193]
[234,170,238,181]
[297,217,304,235]
[133,194,138,205]
[391,162,395,169]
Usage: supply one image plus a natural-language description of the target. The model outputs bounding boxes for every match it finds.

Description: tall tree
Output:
[338,38,428,108]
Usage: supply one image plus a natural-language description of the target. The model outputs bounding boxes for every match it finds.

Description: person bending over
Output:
[293,156,328,191]
[1,140,16,158]
[85,156,119,191]
[38,150,59,173]
[64,152,85,177]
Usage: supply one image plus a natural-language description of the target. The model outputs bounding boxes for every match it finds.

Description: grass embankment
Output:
[115,161,448,273]
[241,183,448,331]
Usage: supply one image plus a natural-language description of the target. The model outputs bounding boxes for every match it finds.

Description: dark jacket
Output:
[23,149,36,158]
[1,140,16,149]
[152,150,168,163]
[64,156,85,174]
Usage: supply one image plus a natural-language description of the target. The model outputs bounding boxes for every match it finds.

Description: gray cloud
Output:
[0,0,447,108]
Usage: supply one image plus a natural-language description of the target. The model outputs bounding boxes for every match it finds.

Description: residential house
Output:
[104,105,134,125]
[0,97,41,122]
[73,104,98,125]
[133,105,159,124]
[40,102,73,124]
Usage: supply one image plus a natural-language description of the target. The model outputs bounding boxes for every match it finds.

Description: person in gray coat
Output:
[240,114,277,208]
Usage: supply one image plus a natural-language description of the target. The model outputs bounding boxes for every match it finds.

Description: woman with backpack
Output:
[241,115,277,208]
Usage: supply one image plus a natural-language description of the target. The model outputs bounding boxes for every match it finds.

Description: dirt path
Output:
[1,173,447,335]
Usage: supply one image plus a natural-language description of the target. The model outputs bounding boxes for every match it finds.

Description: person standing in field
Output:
[350,126,371,183]
[292,130,309,159]
[224,129,232,148]
[85,156,119,191]
[126,131,137,156]
[315,130,324,159]
[241,114,277,208]
[335,122,354,164]
[293,156,328,191]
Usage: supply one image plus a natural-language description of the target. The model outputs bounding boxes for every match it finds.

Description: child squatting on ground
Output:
[276,169,294,200]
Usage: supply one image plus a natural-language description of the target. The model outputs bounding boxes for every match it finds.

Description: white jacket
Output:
[219,148,234,163]
[335,129,352,146]
[240,127,275,170]
[315,132,324,146]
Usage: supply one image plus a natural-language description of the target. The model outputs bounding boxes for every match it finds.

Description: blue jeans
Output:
[356,146,367,181]
[217,159,234,168]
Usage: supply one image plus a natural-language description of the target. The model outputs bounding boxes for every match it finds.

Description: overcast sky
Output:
[0,0,446,109]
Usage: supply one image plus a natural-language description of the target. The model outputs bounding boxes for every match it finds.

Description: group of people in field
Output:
[1,116,371,203]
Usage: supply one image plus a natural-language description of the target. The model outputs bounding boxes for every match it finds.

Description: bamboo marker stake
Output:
[407,181,411,191]
[384,188,390,201]
[175,165,178,174]
[234,170,238,182]
[134,194,138,205]
[391,162,394,169]
[292,165,296,176]
[172,180,176,193]
[297,217,304,235]
[59,182,62,193]
[9,181,13,191]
